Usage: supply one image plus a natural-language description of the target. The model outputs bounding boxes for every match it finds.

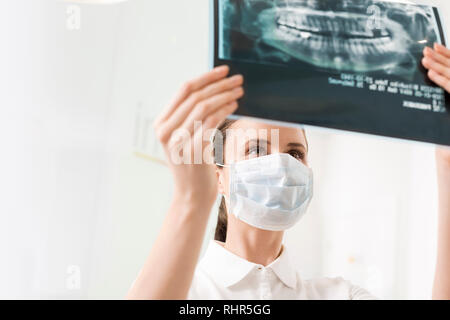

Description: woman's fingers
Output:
[422,56,450,79]
[167,100,239,156]
[422,45,450,93]
[156,76,243,143]
[204,100,239,130]
[154,65,229,128]
[198,74,243,102]
[423,47,450,68]
[428,69,450,93]
[435,43,450,59]
[160,75,243,135]
[178,87,244,136]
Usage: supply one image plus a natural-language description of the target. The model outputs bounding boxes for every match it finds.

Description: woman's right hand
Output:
[153,66,244,209]
[127,67,243,299]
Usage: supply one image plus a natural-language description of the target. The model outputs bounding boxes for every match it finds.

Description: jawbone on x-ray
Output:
[213,0,450,146]
[220,0,439,76]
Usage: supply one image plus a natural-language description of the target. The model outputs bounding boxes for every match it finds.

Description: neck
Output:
[224,215,284,266]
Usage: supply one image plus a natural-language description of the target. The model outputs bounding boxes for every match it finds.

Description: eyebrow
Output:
[287,142,307,150]
[245,140,308,151]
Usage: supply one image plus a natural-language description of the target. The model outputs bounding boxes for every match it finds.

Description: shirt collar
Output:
[198,240,297,289]
[266,245,297,289]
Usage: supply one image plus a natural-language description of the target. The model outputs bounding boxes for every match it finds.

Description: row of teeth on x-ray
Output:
[276,13,391,39]
[274,9,395,56]
[277,23,393,55]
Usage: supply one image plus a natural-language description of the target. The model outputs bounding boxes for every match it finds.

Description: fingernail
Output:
[233,87,244,95]
[215,65,229,73]
[231,74,244,83]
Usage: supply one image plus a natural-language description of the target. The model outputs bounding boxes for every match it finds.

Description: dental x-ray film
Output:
[212,0,450,146]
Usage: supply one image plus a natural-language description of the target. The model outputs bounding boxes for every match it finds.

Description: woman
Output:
[127,44,450,299]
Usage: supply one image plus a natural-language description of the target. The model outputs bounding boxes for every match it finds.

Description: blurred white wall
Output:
[0,0,447,299]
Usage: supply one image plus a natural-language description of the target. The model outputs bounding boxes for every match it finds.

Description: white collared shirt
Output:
[188,240,376,300]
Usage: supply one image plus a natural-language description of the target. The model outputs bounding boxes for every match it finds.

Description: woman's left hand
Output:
[422,43,450,163]
[422,43,450,299]
[422,43,450,93]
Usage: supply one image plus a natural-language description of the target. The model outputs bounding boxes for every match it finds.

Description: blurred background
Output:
[0,0,448,299]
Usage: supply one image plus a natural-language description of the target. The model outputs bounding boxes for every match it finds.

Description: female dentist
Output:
[127,44,450,300]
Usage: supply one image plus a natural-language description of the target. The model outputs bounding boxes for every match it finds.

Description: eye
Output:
[247,142,268,157]
[288,149,305,161]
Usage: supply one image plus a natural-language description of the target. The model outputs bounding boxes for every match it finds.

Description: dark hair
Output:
[212,120,308,242]
[212,119,236,242]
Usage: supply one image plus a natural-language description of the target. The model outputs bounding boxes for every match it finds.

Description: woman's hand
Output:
[422,43,450,299]
[127,67,243,300]
[433,145,450,300]
[153,66,243,208]
[436,147,450,167]
[422,43,450,93]
[422,43,450,165]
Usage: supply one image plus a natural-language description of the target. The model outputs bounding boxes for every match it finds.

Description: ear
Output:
[216,168,225,196]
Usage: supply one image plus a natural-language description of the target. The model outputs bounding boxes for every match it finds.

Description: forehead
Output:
[226,119,306,144]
